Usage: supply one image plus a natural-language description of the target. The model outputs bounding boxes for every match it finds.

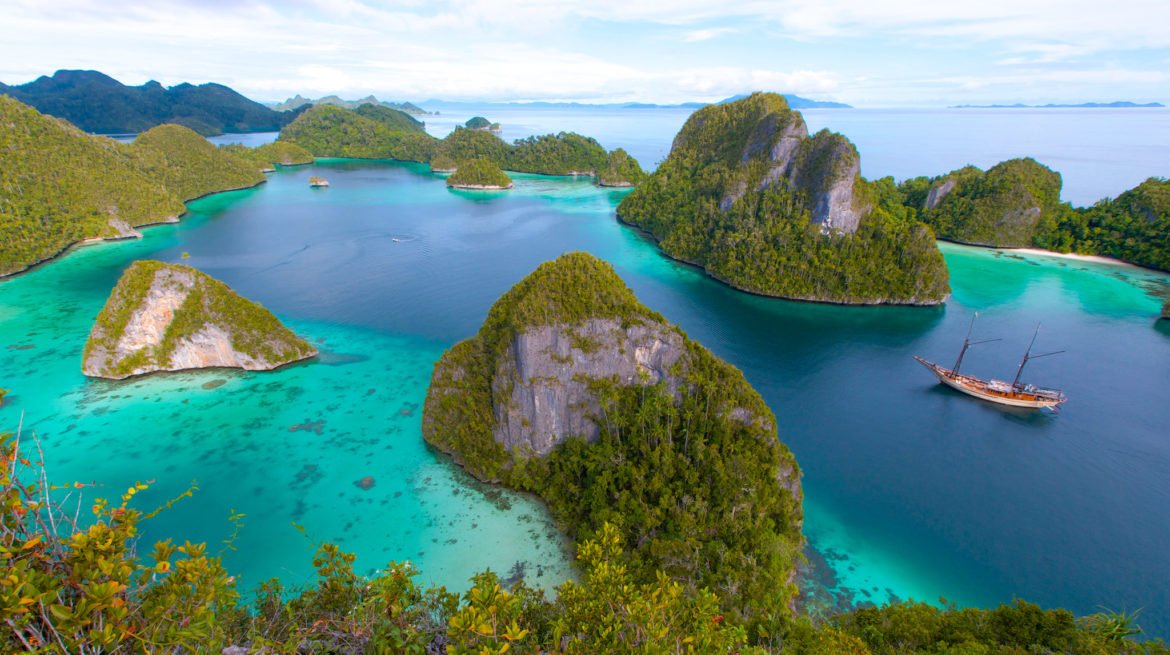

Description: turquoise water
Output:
[3,156,1170,634]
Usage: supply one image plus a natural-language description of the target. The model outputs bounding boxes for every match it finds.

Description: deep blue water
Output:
[4,107,1170,636]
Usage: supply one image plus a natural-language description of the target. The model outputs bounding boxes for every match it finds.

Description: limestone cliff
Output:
[617,92,949,305]
[83,261,316,379]
[422,252,802,620]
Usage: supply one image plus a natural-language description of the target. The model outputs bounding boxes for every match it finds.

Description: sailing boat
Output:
[914,316,1068,410]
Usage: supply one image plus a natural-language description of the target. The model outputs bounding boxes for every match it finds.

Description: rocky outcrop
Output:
[924,177,957,210]
[492,319,686,457]
[422,252,786,478]
[83,261,316,379]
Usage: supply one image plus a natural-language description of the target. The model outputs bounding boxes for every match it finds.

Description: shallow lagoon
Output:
[2,158,1169,633]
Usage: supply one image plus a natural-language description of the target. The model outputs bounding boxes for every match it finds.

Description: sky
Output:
[2,0,1169,107]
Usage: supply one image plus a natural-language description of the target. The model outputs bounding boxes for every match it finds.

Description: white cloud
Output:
[683,27,737,42]
[1,0,1167,105]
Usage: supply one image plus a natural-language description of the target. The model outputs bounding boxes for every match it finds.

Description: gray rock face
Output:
[925,177,958,210]
[83,262,316,379]
[716,110,866,234]
[491,319,685,456]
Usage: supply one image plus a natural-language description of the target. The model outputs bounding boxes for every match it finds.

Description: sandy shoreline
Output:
[997,247,1139,268]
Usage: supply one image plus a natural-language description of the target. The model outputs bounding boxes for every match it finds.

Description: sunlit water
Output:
[5,110,1170,634]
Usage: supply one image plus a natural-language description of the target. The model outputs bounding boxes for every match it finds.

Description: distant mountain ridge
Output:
[0,70,303,135]
[422,93,851,110]
[951,101,1165,108]
[271,94,432,115]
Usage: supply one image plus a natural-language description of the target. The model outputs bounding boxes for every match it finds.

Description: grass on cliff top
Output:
[479,252,662,344]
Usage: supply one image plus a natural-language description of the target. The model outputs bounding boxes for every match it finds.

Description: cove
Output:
[2,159,1168,635]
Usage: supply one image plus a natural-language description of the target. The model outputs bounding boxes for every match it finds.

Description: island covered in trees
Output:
[617,92,951,305]
[445,157,513,189]
[277,104,641,183]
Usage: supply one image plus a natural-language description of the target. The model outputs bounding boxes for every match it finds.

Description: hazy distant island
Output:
[617,92,950,305]
[271,93,433,115]
[423,92,851,110]
[82,261,316,379]
[952,101,1165,108]
[422,252,803,620]
[0,69,303,135]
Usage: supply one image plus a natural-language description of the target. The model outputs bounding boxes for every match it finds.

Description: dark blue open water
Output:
[6,107,1170,635]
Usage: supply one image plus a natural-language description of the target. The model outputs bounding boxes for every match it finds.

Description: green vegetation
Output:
[423,252,802,623]
[353,103,427,132]
[617,92,950,304]
[897,156,1170,271]
[128,124,265,201]
[0,388,7,406]
[904,158,1065,247]
[430,154,457,172]
[434,126,512,165]
[446,158,513,189]
[2,69,298,135]
[272,93,432,115]
[507,132,608,175]
[220,141,314,170]
[465,116,493,129]
[82,261,315,379]
[598,147,646,186]
[279,107,643,182]
[278,104,437,162]
[1034,177,1170,270]
[0,96,184,276]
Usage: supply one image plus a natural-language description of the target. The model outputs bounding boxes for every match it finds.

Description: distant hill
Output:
[951,101,1165,108]
[1,70,302,135]
[0,96,266,276]
[271,94,432,115]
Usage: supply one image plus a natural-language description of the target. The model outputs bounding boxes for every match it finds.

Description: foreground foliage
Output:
[3,431,1166,653]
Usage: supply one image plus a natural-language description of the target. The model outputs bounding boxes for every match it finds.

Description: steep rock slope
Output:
[83,261,316,379]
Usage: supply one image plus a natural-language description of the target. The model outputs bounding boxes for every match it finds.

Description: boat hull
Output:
[914,356,1065,409]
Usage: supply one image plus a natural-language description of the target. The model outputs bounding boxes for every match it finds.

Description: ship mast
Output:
[953,313,1000,373]
[1011,323,1065,389]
